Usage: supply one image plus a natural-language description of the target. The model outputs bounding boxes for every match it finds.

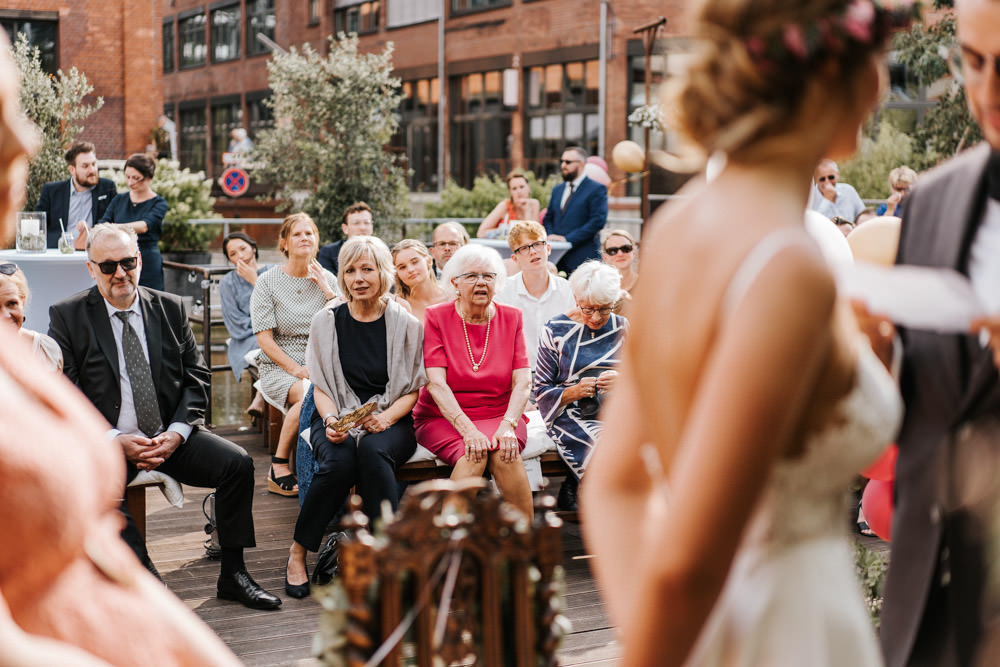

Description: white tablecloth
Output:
[0,249,93,332]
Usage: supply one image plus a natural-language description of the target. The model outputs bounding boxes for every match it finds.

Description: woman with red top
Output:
[476,170,541,239]
[413,244,534,519]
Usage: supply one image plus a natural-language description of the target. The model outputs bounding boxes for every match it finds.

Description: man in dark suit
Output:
[542,146,608,274]
[316,201,375,275]
[35,141,117,249]
[48,223,281,610]
[878,1,1000,664]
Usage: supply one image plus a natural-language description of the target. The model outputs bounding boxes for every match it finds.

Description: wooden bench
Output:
[397,450,570,483]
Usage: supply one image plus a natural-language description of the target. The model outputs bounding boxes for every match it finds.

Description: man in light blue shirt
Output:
[810,158,866,222]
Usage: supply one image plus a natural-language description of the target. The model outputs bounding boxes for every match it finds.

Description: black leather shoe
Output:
[217,570,282,610]
[557,476,579,512]
[285,558,311,599]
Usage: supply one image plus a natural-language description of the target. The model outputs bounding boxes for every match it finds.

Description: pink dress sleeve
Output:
[423,303,448,368]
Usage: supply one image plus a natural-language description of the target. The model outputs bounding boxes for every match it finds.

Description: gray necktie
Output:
[115,310,162,437]
[561,183,575,213]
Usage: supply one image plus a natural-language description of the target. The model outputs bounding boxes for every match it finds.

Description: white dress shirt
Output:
[968,198,1000,345]
[495,271,575,367]
[559,173,587,211]
[103,296,192,442]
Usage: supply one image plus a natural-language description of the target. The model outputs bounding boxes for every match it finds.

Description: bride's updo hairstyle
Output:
[669,0,919,165]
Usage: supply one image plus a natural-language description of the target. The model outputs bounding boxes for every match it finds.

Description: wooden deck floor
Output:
[143,425,621,666]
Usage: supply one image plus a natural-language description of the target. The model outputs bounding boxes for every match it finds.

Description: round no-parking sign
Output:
[220,167,250,197]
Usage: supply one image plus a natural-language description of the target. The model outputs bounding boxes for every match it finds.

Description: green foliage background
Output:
[424,171,560,219]
[840,120,919,199]
[101,160,220,252]
[252,35,410,242]
[13,33,103,213]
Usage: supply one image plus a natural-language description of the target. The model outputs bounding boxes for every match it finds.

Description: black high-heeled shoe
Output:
[285,559,311,599]
[268,456,298,497]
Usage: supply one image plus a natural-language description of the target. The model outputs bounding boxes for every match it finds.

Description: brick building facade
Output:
[1,1,162,160]
[160,0,685,203]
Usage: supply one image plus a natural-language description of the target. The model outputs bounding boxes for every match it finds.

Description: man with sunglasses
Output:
[875,2,1000,665]
[809,158,866,222]
[542,146,608,273]
[48,224,281,611]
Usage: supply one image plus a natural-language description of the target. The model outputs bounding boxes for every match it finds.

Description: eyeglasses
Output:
[0,262,19,275]
[817,174,837,183]
[90,256,139,275]
[433,241,462,249]
[456,272,497,284]
[942,43,1000,85]
[513,240,547,256]
[578,304,613,316]
[560,159,581,165]
[604,244,633,256]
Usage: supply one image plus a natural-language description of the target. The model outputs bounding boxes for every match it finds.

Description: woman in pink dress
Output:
[413,244,534,519]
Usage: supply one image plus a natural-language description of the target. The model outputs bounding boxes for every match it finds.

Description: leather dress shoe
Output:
[217,570,282,610]
[557,475,579,512]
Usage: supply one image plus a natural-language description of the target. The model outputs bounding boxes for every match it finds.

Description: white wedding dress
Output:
[685,233,904,666]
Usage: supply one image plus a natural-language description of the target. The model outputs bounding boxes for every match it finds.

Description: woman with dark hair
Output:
[98,154,169,290]
[581,0,914,663]
[219,231,270,419]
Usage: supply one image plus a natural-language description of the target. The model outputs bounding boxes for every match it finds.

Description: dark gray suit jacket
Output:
[35,177,117,248]
[47,285,210,432]
[881,142,1000,667]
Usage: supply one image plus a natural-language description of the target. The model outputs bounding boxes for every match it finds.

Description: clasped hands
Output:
[462,420,519,464]
[569,370,618,401]
[324,412,391,443]
[119,431,183,471]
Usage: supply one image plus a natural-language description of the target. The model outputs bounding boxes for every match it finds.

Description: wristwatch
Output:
[502,416,518,430]
[323,413,336,427]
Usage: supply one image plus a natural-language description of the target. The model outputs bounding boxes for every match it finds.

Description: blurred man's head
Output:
[429,222,468,269]
[559,146,587,182]
[341,202,374,238]
[956,0,1000,151]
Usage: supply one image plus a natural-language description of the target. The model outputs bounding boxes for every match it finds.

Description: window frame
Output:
[210,2,241,64]
[178,10,207,70]
[246,0,276,56]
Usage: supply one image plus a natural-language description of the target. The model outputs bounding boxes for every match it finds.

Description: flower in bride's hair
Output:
[782,24,808,59]
[844,0,876,42]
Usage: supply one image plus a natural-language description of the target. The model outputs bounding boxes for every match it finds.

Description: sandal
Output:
[857,520,876,537]
[268,456,298,497]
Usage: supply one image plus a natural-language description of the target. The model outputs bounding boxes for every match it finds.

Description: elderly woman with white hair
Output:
[284,236,425,599]
[412,244,534,519]
[534,261,627,494]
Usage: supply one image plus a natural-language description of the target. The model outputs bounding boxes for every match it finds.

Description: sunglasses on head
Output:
[90,256,139,275]
[0,262,19,275]
[604,244,633,256]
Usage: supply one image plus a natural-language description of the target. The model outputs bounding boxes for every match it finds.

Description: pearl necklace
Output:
[459,305,491,372]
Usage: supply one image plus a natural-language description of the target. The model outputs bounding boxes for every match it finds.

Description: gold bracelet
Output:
[502,416,518,430]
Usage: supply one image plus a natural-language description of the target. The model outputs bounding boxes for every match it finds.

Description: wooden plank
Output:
[142,425,621,665]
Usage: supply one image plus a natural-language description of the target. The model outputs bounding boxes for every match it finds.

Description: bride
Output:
[581,0,915,665]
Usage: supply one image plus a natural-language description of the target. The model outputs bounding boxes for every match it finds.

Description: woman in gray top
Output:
[250,213,338,496]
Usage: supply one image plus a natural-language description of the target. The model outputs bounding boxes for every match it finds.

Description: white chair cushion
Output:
[128,470,184,508]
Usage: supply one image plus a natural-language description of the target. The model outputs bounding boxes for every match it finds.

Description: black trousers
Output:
[294,411,416,552]
[121,427,257,560]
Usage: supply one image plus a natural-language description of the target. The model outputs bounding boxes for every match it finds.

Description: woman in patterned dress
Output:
[251,213,338,495]
[534,261,627,480]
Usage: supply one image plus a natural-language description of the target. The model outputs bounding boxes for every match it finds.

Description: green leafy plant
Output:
[840,119,919,199]
[854,541,890,628]
[101,159,220,252]
[252,34,410,241]
[424,172,560,219]
[12,32,103,212]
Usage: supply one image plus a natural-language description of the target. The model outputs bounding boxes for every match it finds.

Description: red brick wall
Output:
[6,0,161,159]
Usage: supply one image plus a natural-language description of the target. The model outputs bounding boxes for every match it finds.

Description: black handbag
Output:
[573,368,606,419]
[312,531,344,585]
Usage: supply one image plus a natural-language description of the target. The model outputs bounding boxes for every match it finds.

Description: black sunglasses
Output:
[817,174,837,183]
[90,256,139,275]
[604,244,633,256]
[0,262,18,275]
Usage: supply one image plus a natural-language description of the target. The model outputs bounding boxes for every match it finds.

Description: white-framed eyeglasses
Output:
[456,272,497,284]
